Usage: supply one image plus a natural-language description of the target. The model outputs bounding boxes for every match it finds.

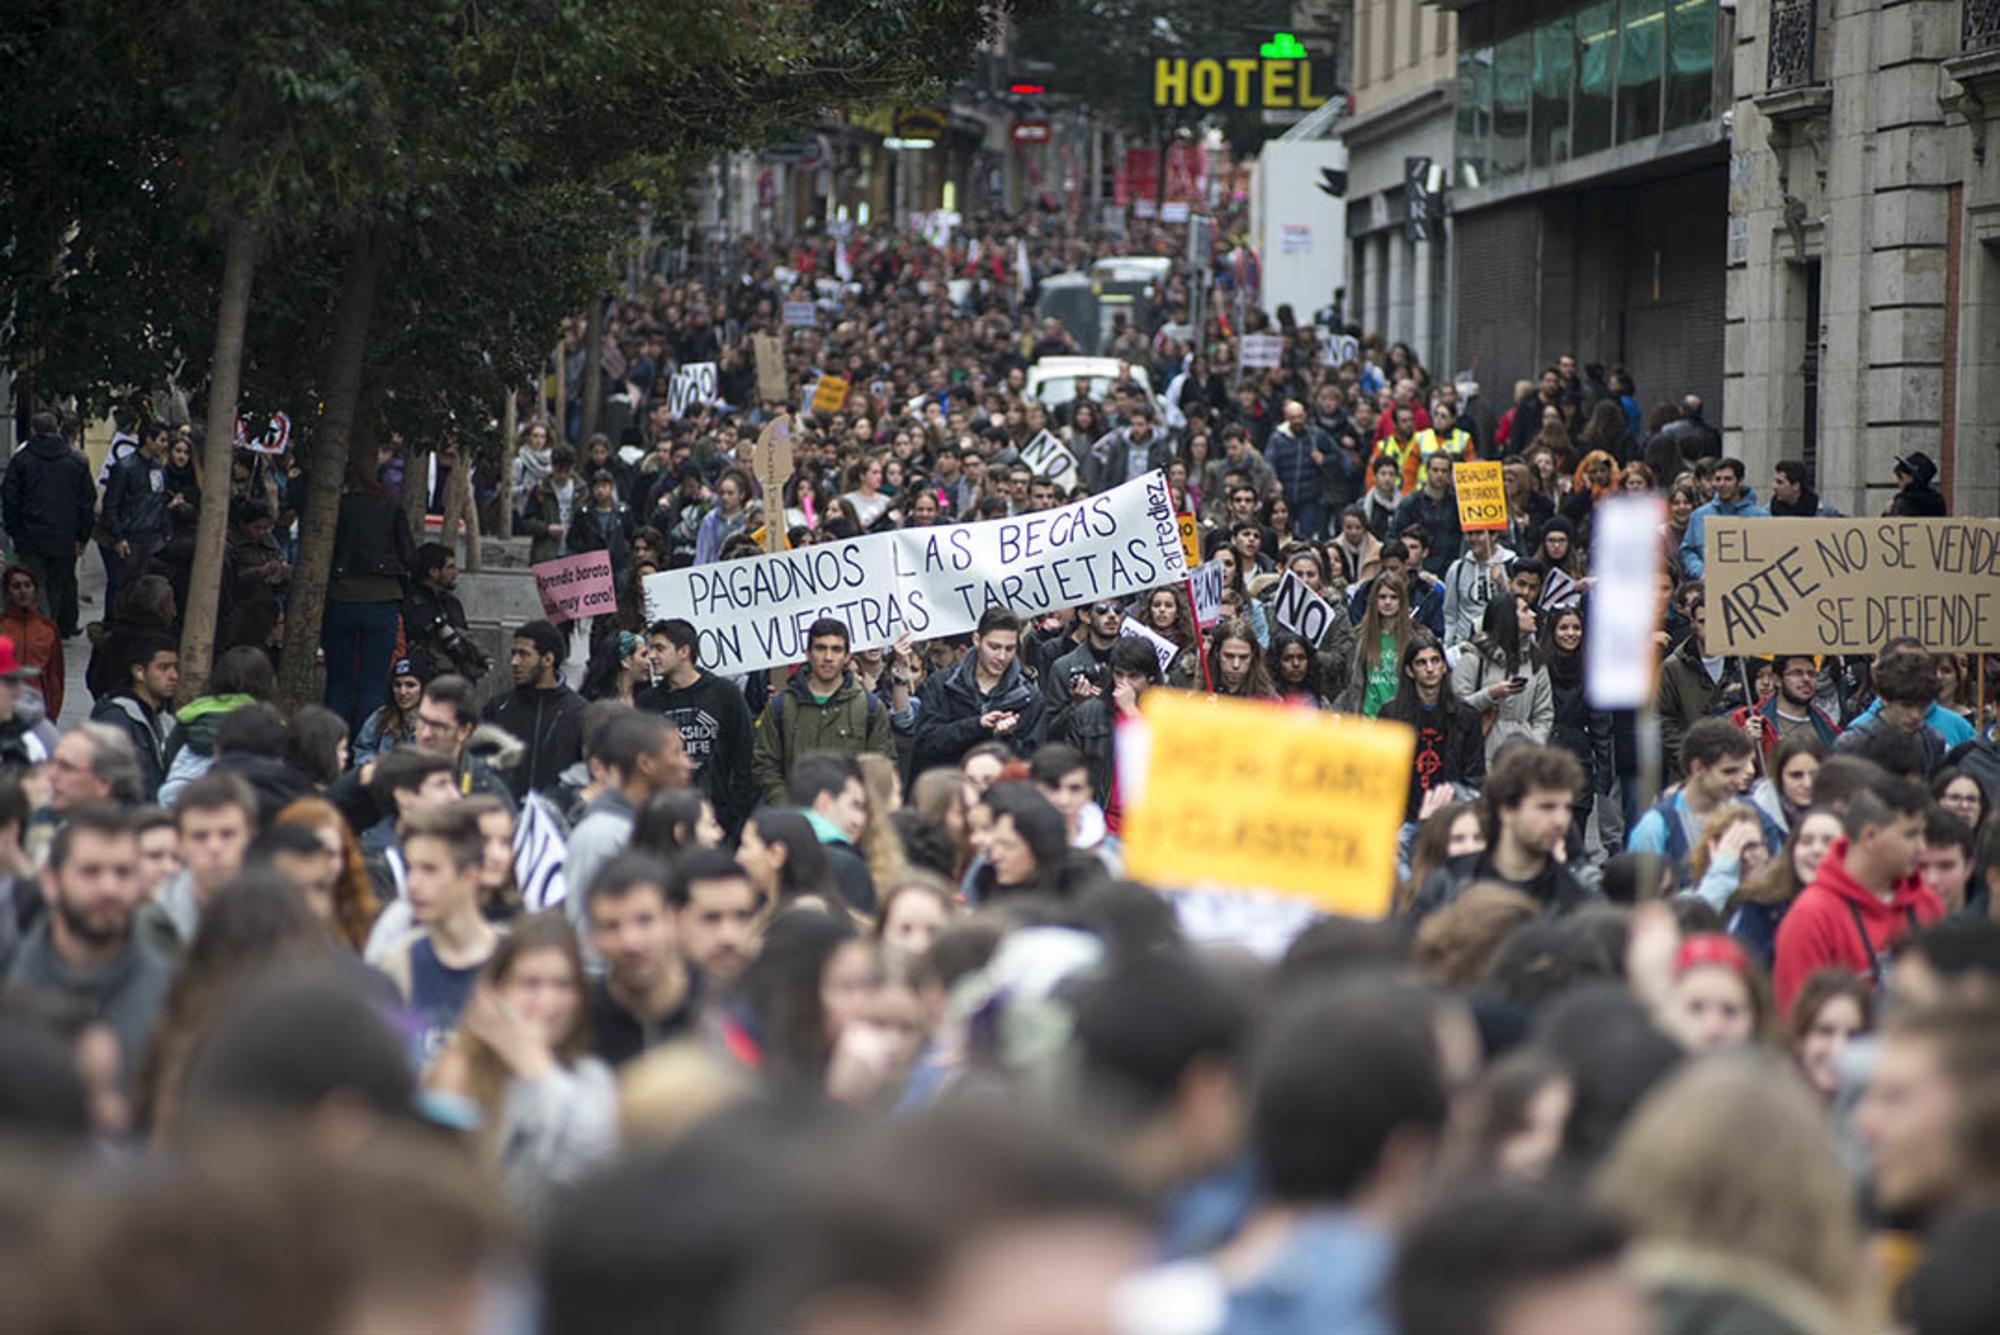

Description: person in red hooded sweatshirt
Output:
[1773,776,1941,1014]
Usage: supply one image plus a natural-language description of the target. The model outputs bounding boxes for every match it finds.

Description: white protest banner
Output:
[1160,200,1191,223]
[783,299,817,327]
[1119,617,1180,675]
[1239,333,1283,369]
[669,362,718,418]
[645,471,1189,675]
[1018,429,1080,489]
[533,551,618,624]
[1586,496,1666,709]
[1189,558,1225,627]
[1270,570,1336,645]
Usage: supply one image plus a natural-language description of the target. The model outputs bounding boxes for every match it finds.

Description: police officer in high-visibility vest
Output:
[1415,400,1476,472]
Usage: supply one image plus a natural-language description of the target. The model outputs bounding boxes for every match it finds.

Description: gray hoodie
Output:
[4,919,173,1085]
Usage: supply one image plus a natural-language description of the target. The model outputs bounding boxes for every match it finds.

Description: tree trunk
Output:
[495,389,518,539]
[440,446,466,560]
[177,217,260,705]
[460,458,483,571]
[579,295,604,444]
[402,443,430,544]
[276,226,390,712]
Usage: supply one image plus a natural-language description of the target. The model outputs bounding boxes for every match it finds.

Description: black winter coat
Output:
[2,435,95,552]
[481,679,587,799]
[103,451,172,545]
[911,654,1047,772]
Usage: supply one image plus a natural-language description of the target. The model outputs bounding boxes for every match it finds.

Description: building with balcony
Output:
[1342,0,1461,373]
[1434,0,1733,415]
[1727,0,2000,514]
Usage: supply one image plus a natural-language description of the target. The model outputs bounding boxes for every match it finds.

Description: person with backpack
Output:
[1627,718,1780,893]
[750,618,895,805]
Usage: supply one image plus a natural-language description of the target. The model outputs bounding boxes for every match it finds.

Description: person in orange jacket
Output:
[0,563,63,722]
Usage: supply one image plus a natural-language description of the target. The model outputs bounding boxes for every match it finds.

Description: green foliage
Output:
[0,0,1017,422]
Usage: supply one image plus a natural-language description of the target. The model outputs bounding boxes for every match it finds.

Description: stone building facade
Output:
[1727,0,2000,515]
[1343,0,1461,374]
[1435,0,1733,417]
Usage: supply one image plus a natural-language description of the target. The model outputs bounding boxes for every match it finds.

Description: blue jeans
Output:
[321,598,401,732]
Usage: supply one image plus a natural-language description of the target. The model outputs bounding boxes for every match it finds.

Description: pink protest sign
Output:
[531,551,616,624]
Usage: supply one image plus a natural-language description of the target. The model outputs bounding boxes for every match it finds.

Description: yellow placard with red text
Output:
[1122,690,1414,916]
[1454,460,1508,531]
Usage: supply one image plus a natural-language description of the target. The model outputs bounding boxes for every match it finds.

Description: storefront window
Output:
[1457,0,1718,188]
[1532,17,1575,167]
[1492,31,1532,177]
[1457,50,1493,188]
[1664,0,1715,128]
[1573,0,1617,156]
[1617,0,1665,142]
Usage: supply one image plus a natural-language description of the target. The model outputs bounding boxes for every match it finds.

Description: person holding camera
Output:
[404,542,491,684]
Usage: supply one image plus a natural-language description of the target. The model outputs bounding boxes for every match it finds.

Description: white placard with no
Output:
[669,362,718,418]
[1018,430,1080,489]
[1270,570,1336,646]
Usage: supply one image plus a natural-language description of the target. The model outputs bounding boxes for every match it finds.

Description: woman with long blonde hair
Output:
[1594,1053,1875,1334]
[272,796,380,952]
[854,753,911,899]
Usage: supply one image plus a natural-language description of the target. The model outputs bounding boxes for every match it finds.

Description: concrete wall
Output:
[1344,90,1458,369]
[1727,0,2000,516]
[1353,0,1457,112]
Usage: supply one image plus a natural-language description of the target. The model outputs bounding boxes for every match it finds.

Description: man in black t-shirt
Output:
[582,852,701,1067]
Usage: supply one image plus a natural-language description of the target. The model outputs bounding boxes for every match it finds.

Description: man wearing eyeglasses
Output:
[1730,653,1841,765]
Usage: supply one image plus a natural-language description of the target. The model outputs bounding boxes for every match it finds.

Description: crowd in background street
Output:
[0,207,1994,1335]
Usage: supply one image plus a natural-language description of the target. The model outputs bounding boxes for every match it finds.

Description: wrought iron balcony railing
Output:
[1768,0,1820,89]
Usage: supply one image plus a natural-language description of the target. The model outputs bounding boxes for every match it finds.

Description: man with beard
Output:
[4,802,170,1086]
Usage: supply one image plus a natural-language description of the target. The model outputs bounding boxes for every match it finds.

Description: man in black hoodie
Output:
[639,618,755,834]
[480,619,587,799]
[1890,451,1949,517]
[1,411,96,638]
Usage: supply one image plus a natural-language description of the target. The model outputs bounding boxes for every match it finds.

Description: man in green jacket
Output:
[750,618,895,804]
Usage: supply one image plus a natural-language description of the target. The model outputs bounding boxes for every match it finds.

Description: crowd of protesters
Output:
[0,210,1995,1334]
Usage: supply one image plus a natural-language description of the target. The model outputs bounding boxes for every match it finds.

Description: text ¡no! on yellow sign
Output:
[1454,460,1508,532]
[1177,515,1202,567]
[1121,690,1415,917]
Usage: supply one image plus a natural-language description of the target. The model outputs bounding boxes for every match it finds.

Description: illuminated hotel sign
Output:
[1152,35,1329,109]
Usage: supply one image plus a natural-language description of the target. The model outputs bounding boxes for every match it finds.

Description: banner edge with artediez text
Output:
[1703,516,2000,656]
[643,471,1190,675]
